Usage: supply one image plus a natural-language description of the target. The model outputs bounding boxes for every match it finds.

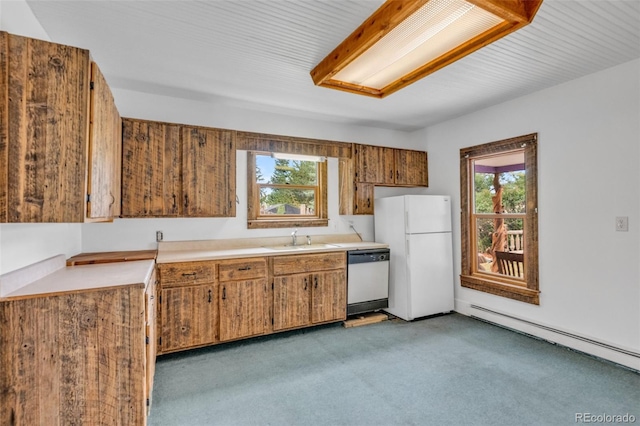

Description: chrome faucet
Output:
[306,235,312,245]
[291,228,298,246]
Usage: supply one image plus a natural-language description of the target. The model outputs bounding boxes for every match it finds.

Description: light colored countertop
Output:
[156,235,388,264]
[0,255,155,300]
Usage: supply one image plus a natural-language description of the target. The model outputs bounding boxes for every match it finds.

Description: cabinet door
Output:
[219,278,269,341]
[273,273,310,331]
[182,126,236,217]
[311,270,347,324]
[395,149,428,186]
[87,61,121,220]
[353,182,374,215]
[355,145,395,184]
[160,284,217,353]
[122,119,181,217]
[5,33,90,222]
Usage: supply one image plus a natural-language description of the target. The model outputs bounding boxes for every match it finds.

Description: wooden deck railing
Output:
[507,230,523,252]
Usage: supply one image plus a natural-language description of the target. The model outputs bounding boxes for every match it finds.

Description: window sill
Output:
[247,218,329,229]
[461,274,539,305]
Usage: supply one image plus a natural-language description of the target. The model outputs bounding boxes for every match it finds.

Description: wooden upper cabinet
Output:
[121,118,181,217]
[0,32,120,222]
[355,144,428,187]
[395,149,428,186]
[87,62,121,220]
[353,182,374,215]
[355,144,395,185]
[182,126,236,217]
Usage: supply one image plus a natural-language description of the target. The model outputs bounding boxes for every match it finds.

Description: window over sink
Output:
[247,151,328,229]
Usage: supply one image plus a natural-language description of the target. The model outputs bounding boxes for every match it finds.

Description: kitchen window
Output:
[247,151,328,229]
[459,134,539,304]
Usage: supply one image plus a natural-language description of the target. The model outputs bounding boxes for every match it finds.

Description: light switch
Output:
[615,217,628,232]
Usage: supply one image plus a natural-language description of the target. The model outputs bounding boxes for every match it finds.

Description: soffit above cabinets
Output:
[26,0,640,132]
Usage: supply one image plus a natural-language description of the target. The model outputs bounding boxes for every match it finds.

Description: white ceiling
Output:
[26,0,640,132]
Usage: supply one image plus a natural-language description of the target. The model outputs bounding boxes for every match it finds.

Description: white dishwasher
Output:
[347,248,390,315]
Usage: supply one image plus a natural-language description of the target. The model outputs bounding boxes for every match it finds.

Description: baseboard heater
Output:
[469,304,640,360]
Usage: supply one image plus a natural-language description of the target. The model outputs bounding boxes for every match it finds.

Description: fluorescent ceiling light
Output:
[311,0,543,98]
[271,152,327,162]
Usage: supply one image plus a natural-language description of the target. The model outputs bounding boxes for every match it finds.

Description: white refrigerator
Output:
[374,195,454,321]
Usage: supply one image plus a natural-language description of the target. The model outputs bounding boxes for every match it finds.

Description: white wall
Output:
[0,0,84,275]
[0,0,48,39]
[424,59,640,365]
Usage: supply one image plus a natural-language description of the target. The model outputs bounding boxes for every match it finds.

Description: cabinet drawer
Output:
[158,262,215,287]
[218,258,267,281]
[272,252,346,276]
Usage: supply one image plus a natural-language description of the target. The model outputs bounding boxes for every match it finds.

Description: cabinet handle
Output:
[109,192,115,207]
[367,198,371,208]
[304,278,308,291]
[184,194,189,208]
[314,276,318,289]
[238,266,252,271]
[390,170,393,180]
[221,287,226,301]
[396,170,399,180]
[172,194,177,210]
[209,289,213,303]
[182,272,197,277]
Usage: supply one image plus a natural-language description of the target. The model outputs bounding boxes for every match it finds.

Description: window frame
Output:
[460,133,539,304]
[247,151,328,229]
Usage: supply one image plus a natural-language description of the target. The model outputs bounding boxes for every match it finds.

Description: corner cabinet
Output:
[0,281,153,425]
[121,118,236,218]
[340,145,428,215]
[0,32,121,222]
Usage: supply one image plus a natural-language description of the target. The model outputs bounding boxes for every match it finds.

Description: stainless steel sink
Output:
[263,243,340,251]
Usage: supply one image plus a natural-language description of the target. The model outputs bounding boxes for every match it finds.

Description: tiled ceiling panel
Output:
[25,0,640,131]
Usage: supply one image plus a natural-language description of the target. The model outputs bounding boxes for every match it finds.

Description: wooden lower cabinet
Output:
[273,273,311,331]
[218,257,269,341]
[272,252,347,332]
[219,278,269,341]
[0,284,150,425]
[157,253,347,353]
[159,284,218,353]
[311,270,347,324]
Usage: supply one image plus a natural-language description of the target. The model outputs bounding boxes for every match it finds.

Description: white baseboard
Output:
[455,300,640,372]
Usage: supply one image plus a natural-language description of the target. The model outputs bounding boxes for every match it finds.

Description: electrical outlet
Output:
[615,217,628,232]
[156,230,164,242]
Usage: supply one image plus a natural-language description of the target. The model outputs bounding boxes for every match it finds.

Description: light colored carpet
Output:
[149,313,639,426]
